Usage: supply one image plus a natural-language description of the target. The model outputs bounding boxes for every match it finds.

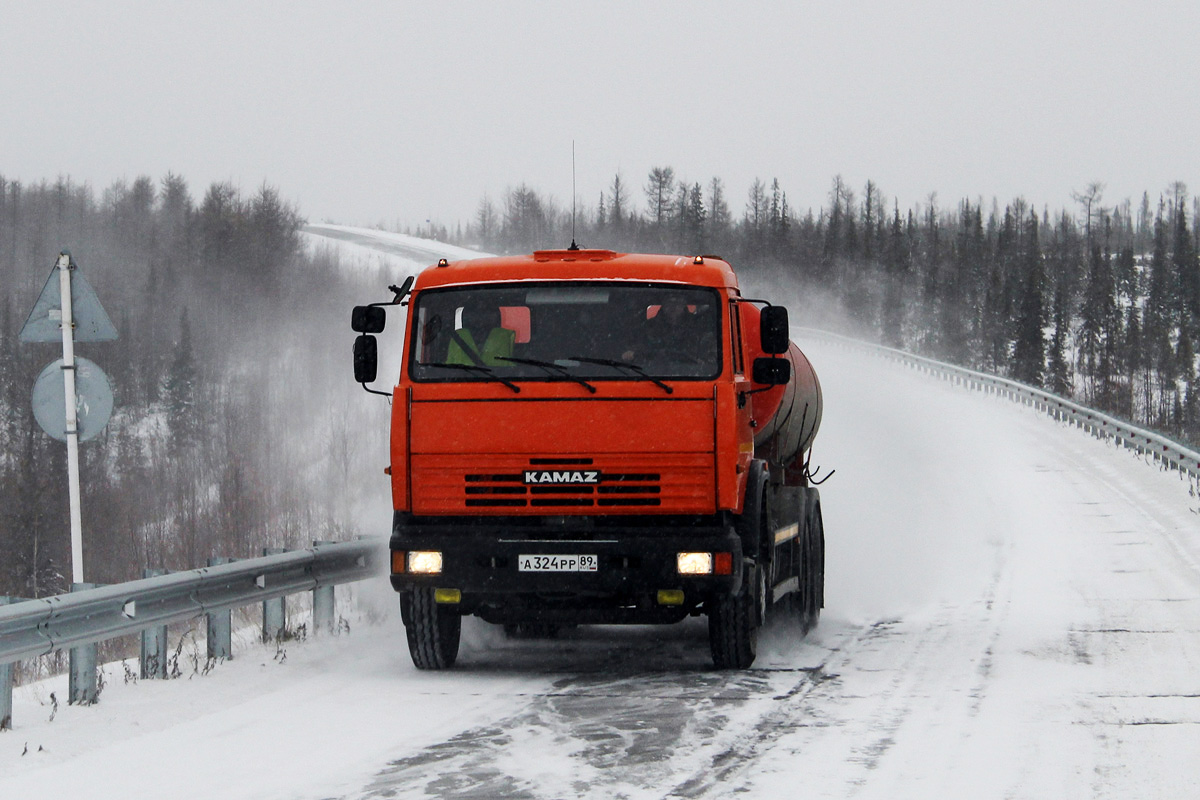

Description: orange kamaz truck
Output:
[351,249,824,669]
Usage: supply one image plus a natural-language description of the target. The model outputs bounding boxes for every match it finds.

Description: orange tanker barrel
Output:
[741,304,823,482]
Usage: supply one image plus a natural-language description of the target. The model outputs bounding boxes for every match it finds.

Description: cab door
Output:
[714,297,756,511]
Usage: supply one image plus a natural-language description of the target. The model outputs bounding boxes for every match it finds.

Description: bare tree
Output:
[1072,182,1106,249]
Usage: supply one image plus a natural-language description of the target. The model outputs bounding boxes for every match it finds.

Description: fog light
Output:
[677,552,713,575]
[408,551,443,575]
[434,588,461,604]
[657,589,685,606]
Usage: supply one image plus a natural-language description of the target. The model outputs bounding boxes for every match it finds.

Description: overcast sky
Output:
[4,2,1199,231]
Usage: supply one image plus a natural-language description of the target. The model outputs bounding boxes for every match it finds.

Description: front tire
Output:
[402,588,461,670]
[709,563,761,669]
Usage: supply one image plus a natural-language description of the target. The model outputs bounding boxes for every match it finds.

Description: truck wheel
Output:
[792,522,812,625]
[709,564,760,669]
[800,498,825,633]
[403,588,461,670]
[812,503,825,618]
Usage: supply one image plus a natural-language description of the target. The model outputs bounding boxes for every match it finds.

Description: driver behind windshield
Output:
[622,293,714,365]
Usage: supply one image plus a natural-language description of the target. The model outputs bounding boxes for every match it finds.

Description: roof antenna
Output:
[568,140,580,250]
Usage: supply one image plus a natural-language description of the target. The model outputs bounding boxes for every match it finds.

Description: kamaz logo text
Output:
[523,470,601,485]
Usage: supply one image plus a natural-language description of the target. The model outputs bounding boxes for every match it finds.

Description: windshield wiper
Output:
[566,356,673,394]
[421,362,521,393]
[495,356,596,393]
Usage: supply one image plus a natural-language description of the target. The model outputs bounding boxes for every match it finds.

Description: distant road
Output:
[303,224,488,266]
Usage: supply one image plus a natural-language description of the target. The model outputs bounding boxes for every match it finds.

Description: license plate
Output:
[518,554,598,572]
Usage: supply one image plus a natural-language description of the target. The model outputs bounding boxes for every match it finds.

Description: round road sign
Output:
[31,357,114,442]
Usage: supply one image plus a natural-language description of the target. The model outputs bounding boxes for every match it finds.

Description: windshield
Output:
[409,282,722,382]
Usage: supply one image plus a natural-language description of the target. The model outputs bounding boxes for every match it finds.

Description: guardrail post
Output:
[140,569,169,678]
[262,548,287,642]
[312,540,335,635]
[69,582,99,705]
[1,597,13,730]
[206,558,234,660]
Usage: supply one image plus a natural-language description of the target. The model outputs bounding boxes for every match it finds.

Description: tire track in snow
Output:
[343,622,871,799]
[702,547,1016,799]
[662,620,884,799]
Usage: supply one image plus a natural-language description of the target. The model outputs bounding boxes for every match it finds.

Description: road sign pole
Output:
[21,250,117,587]
[57,253,85,585]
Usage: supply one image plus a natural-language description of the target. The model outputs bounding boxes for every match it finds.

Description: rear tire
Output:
[403,588,461,670]
[800,496,824,633]
[812,503,825,619]
[709,563,760,669]
[793,521,813,628]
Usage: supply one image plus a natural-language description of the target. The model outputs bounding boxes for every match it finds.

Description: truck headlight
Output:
[677,552,713,575]
[408,551,443,575]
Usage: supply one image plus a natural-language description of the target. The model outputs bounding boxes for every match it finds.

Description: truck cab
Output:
[353,249,824,669]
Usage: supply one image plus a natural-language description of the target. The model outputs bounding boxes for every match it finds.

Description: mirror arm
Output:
[360,277,415,315]
[372,276,414,309]
[742,385,775,398]
[731,297,774,308]
[359,382,392,399]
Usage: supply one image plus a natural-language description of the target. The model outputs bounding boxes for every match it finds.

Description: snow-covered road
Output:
[4,235,1200,798]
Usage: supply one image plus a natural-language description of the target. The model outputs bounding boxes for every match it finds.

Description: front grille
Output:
[464,458,662,508]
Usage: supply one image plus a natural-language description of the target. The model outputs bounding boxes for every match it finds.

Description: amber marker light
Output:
[657,589,685,606]
[391,550,406,574]
[677,552,714,575]
[434,588,462,604]
[408,551,443,575]
[713,552,734,576]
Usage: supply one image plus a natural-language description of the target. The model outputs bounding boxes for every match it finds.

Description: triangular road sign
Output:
[18,263,118,343]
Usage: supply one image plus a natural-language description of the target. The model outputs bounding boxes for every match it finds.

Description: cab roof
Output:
[412,249,740,292]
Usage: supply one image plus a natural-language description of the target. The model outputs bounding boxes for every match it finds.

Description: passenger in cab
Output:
[446,300,515,366]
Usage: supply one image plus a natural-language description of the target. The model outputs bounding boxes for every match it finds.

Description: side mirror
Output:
[354,335,379,383]
[352,306,386,333]
[759,306,789,354]
[752,356,790,386]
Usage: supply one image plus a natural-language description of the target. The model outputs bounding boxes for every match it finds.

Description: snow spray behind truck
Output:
[351,249,825,669]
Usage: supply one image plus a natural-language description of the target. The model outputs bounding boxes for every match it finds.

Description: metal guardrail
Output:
[1,538,386,729]
[797,327,1200,481]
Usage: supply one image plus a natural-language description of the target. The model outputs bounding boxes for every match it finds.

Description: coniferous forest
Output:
[3,169,1199,600]
[462,172,1200,448]
[0,175,384,599]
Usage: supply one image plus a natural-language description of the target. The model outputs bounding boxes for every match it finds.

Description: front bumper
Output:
[388,514,744,624]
